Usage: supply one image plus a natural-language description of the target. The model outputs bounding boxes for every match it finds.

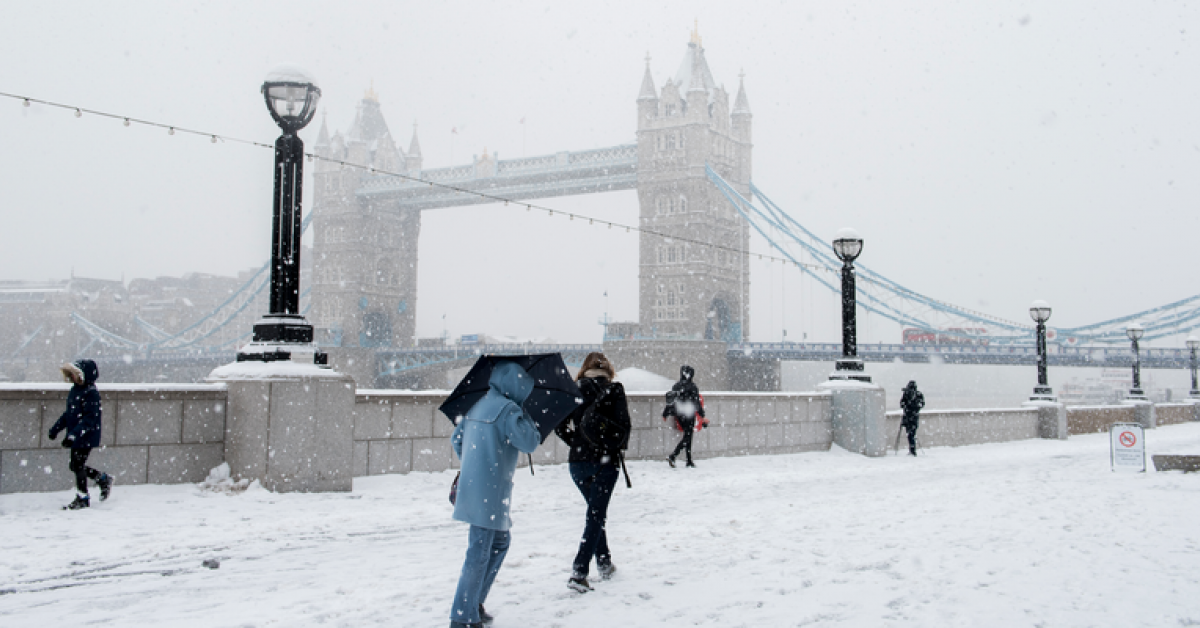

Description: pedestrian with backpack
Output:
[48,359,112,510]
[554,352,631,593]
[900,380,925,456]
[664,365,707,468]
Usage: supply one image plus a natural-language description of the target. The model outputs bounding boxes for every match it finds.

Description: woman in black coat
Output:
[554,352,631,593]
[49,360,112,509]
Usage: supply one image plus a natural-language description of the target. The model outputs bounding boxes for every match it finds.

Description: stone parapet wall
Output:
[350,391,833,477]
[1066,405,1137,435]
[0,385,227,494]
[9,379,1191,494]
[885,408,1040,450]
[1154,403,1199,427]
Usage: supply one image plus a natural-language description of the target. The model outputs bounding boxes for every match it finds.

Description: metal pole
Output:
[1131,338,1143,395]
[1036,321,1048,387]
[841,259,856,359]
[1191,346,1199,395]
[269,132,305,317]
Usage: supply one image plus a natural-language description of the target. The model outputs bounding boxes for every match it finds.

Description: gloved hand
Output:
[48,428,59,441]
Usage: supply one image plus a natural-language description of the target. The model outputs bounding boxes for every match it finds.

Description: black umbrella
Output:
[439,353,582,442]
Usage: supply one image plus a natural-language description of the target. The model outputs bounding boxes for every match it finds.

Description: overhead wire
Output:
[0,89,825,274]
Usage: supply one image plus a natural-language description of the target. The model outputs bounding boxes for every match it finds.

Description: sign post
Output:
[1110,422,1146,473]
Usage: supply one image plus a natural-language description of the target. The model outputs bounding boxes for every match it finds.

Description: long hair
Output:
[576,351,616,381]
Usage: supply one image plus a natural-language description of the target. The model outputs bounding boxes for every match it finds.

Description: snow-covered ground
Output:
[3,425,1200,627]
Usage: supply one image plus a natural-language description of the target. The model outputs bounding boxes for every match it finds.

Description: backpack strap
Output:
[618,451,632,489]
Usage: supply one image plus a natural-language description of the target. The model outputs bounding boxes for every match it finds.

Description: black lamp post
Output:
[1187,336,1199,398]
[238,67,324,363]
[830,228,869,382]
[1029,300,1054,400]
[1126,323,1146,398]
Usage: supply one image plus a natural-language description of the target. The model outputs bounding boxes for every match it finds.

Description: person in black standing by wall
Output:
[900,380,925,456]
[554,352,630,593]
[49,360,112,509]
[664,365,707,468]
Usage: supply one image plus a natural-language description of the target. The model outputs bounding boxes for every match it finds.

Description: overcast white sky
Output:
[1,1,1198,345]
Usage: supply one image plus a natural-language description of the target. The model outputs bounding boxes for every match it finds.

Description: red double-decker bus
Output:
[902,328,989,346]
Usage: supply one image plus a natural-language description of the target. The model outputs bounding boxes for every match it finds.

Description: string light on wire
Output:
[0,88,841,278]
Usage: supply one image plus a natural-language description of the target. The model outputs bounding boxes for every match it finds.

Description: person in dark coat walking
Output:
[554,352,631,593]
[664,365,707,468]
[48,360,112,509]
[900,380,925,456]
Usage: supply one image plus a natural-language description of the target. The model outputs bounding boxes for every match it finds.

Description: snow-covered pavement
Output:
[2,424,1199,627]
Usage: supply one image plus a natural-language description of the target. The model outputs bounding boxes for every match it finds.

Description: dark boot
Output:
[597,559,617,580]
[98,473,112,501]
[64,494,90,510]
[666,455,676,468]
[568,571,593,593]
[686,459,696,468]
[479,604,493,626]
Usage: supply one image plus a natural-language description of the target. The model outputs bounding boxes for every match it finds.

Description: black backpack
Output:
[578,383,627,451]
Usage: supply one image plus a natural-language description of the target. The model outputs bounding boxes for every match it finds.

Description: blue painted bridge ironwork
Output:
[374,341,1190,379]
[375,344,604,379]
[731,342,1192,369]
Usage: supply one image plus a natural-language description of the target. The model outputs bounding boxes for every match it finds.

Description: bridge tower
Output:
[310,89,422,353]
[636,27,753,342]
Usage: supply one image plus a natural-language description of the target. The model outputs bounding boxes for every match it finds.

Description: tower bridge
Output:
[10,29,1200,391]
[307,28,753,368]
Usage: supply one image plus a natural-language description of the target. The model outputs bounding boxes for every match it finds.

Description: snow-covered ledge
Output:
[1023,400,1068,440]
[208,361,356,492]
[818,379,887,457]
[1120,398,1156,430]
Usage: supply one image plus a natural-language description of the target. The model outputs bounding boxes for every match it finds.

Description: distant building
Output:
[0,262,296,382]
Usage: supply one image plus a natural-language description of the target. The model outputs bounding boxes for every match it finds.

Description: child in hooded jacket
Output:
[48,359,112,510]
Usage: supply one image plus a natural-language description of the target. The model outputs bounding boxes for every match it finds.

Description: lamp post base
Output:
[239,316,328,365]
[252,315,314,343]
[1127,388,1147,400]
[1030,385,1056,402]
[830,358,871,383]
[1190,389,1200,399]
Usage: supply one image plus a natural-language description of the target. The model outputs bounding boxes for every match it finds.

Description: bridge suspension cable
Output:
[706,165,1200,345]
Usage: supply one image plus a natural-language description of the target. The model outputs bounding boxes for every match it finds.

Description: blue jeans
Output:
[451,525,511,624]
[569,461,619,576]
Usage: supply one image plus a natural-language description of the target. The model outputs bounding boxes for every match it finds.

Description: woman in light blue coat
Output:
[449,361,541,628]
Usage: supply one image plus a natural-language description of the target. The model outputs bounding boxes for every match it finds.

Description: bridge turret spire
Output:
[407,122,423,172]
[638,52,658,102]
[733,71,751,115]
[316,110,330,148]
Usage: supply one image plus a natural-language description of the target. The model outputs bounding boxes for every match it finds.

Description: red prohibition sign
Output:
[1119,431,1137,448]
